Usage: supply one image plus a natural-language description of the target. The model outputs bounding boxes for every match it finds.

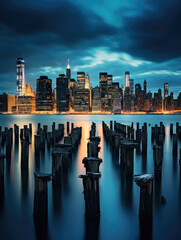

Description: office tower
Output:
[0,93,16,113]
[122,84,125,97]
[99,72,108,111]
[36,76,53,111]
[92,86,101,112]
[144,80,147,97]
[129,79,134,94]
[66,59,71,83]
[77,72,85,89]
[56,74,69,112]
[135,84,144,111]
[17,84,36,113]
[153,89,162,112]
[125,71,130,87]
[69,79,76,111]
[164,83,168,99]
[123,87,134,112]
[107,74,113,88]
[112,87,121,113]
[74,88,90,112]
[85,73,90,89]
[16,57,25,96]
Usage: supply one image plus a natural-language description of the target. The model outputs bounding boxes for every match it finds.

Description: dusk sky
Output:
[0,0,181,96]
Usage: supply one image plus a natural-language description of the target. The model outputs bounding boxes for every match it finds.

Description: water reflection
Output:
[0,115,180,240]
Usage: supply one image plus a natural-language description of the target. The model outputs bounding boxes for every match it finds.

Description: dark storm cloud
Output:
[0,0,117,46]
[120,0,181,62]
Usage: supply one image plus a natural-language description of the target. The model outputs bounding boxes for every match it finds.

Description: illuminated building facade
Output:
[125,71,130,87]
[17,96,36,113]
[77,72,85,89]
[16,58,25,97]
[0,93,16,113]
[56,74,69,112]
[129,79,134,94]
[112,87,121,113]
[74,88,90,112]
[99,72,108,111]
[36,76,53,111]
[92,86,101,112]
[66,59,71,83]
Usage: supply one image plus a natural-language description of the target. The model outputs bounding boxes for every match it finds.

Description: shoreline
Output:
[1,112,181,115]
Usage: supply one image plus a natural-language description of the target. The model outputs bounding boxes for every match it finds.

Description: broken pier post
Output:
[79,172,101,219]
[82,157,102,173]
[134,174,154,219]
[33,172,51,221]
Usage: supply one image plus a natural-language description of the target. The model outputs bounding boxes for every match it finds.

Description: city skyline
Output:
[0,0,181,95]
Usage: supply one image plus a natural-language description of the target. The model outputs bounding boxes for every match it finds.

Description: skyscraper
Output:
[144,80,147,98]
[125,71,130,87]
[164,83,168,99]
[77,72,85,89]
[36,76,53,111]
[129,79,134,94]
[92,87,101,112]
[99,72,108,111]
[107,75,113,88]
[85,73,90,89]
[56,74,69,112]
[74,89,90,112]
[66,59,71,84]
[16,57,25,96]
[112,87,121,113]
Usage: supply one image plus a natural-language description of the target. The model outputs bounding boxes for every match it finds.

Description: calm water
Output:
[0,114,181,240]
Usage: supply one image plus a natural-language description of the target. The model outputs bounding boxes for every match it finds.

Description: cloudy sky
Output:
[0,0,181,96]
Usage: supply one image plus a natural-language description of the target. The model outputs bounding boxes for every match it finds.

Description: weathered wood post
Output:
[173,134,178,156]
[6,129,12,159]
[79,172,101,219]
[153,145,162,177]
[110,121,113,130]
[0,154,5,190]
[134,174,154,219]
[170,123,173,136]
[33,172,51,221]
[51,150,63,185]
[82,157,102,173]
[21,140,29,170]
[34,135,40,156]
[67,122,69,133]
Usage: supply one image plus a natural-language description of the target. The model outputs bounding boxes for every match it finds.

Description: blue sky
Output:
[0,0,181,97]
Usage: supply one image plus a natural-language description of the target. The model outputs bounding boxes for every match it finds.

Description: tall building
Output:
[56,74,69,112]
[99,72,108,111]
[123,87,134,112]
[112,87,121,113]
[17,84,36,114]
[135,84,144,110]
[36,76,53,112]
[92,87,101,112]
[125,71,130,87]
[0,93,16,113]
[16,57,25,96]
[164,83,168,99]
[85,73,90,89]
[129,79,134,94]
[107,75,113,88]
[77,72,85,89]
[74,88,90,112]
[144,80,147,98]
[66,59,71,83]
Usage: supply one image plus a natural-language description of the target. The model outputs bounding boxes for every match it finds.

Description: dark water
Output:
[0,114,181,240]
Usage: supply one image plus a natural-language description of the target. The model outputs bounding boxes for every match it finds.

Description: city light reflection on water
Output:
[0,114,181,240]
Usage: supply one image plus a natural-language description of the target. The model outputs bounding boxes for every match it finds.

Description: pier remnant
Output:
[134,174,154,219]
